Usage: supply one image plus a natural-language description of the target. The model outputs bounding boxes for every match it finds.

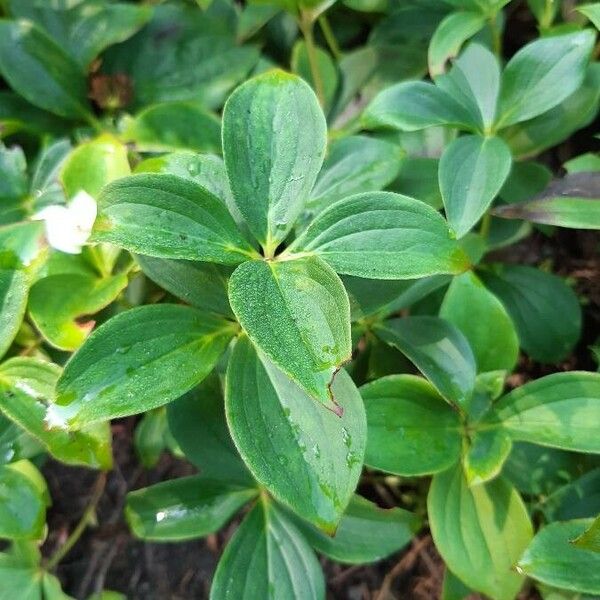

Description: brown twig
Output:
[375,536,432,600]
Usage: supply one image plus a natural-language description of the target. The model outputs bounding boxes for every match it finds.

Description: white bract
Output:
[33,190,97,254]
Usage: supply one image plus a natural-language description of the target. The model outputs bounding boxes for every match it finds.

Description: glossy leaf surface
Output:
[498,30,595,127]
[292,192,468,279]
[480,264,581,363]
[126,475,257,541]
[0,358,112,469]
[0,20,89,119]
[489,371,600,453]
[228,256,351,407]
[226,337,365,532]
[54,305,236,428]
[93,174,256,265]
[222,70,327,248]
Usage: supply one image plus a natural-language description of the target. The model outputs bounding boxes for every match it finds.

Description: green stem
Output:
[489,14,502,58]
[318,15,341,60]
[480,211,492,239]
[84,111,105,134]
[299,14,325,107]
[45,473,106,572]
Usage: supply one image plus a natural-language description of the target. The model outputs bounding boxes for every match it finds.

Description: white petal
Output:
[68,190,97,232]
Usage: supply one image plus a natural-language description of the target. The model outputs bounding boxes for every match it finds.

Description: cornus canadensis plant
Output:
[0,0,599,598]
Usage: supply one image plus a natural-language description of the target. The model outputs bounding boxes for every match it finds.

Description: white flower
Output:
[33,190,97,254]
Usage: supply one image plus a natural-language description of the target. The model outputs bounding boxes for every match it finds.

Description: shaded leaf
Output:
[126,475,257,541]
[375,316,476,406]
[361,374,462,475]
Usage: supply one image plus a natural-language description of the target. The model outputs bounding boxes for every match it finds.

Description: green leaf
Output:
[375,316,477,406]
[479,264,581,363]
[226,337,365,532]
[53,304,236,428]
[121,102,221,153]
[497,30,596,128]
[440,271,519,372]
[228,256,351,407]
[167,373,253,486]
[542,469,600,522]
[494,172,600,230]
[291,192,469,279]
[574,516,600,553]
[439,135,512,238]
[462,428,512,486]
[565,152,600,173]
[0,222,45,267]
[361,374,462,476]
[288,494,420,564]
[29,273,128,351]
[0,268,28,360]
[363,81,476,132]
[133,151,247,235]
[60,135,131,199]
[428,465,533,600]
[0,542,43,600]
[578,4,600,29]
[222,70,327,249]
[502,442,586,497]
[0,20,89,119]
[136,256,232,317]
[133,409,168,469]
[308,136,402,211]
[126,475,257,541]
[8,0,152,69]
[102,4,259,110]
[0,460,47,540]
[0,414,40,466]
[488,371,600,453]
[447,42,501,130]
[518,519,600,594]
[442,569,474,600]
[497,196,600,230]
[291,40,339,112]
[0,358,112,470]
[0,91,69,139]
[0,143,27,225]
[502,63,600,159]
[428,12,486,77]
[390,156,443,209]
[210,499,325,600]
[93,174,257,265]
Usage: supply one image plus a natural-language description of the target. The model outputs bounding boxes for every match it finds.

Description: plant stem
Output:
[299,13,325,107]
[479,211,492,239]
[45,473,107,572]
[318,15,341,60]
[488,13,502,58]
